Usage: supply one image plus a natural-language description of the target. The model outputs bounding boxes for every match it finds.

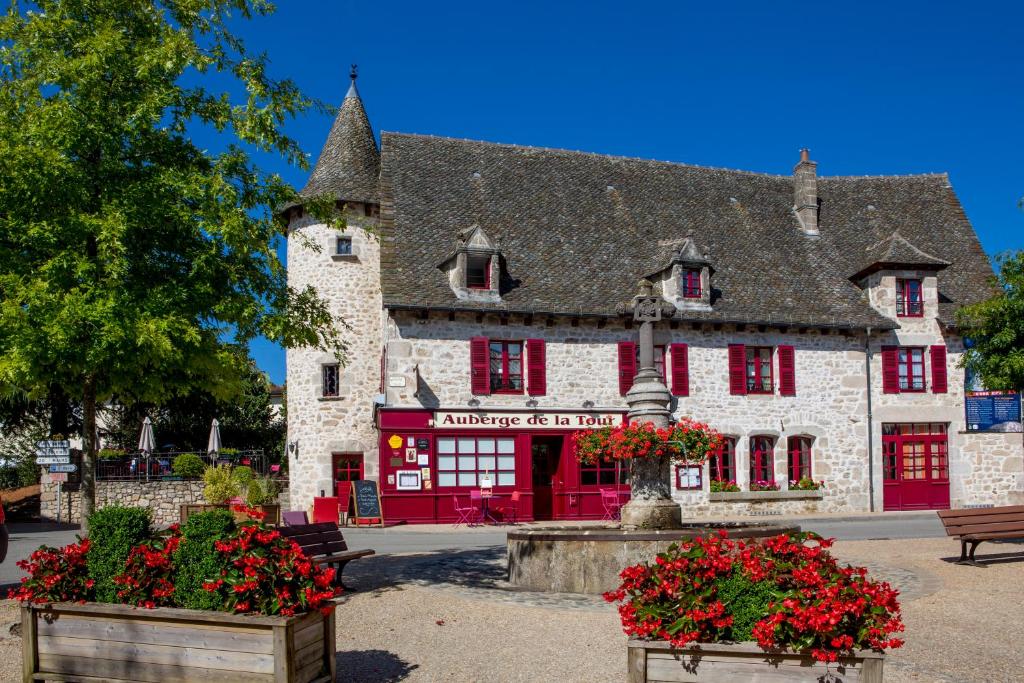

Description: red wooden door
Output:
[882,424,950,511]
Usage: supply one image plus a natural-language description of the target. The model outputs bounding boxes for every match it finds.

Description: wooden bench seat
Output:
[937,505,1024,566]
[278,522,375,588]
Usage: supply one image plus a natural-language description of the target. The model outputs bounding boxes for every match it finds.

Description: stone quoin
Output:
[281,69,1023,524]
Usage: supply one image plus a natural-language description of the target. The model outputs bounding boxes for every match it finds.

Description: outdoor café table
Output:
[478,490,505,524]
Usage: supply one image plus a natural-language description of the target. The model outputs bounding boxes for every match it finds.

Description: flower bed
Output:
[12,505,339,682]
[608,532,903,682]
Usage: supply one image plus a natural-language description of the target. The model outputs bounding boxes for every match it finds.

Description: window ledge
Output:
[318,396,346,402]
[331,254,359,262]
[709,490,823,502]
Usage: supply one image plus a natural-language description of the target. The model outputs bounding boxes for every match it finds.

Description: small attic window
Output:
[682,269,702,298]
[466,255,491,289]
[336,236,353,256]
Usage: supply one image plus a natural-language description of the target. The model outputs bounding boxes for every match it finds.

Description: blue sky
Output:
[241,1,1023,383]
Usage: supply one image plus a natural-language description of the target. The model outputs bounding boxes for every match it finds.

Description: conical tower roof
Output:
[301,65,380,204]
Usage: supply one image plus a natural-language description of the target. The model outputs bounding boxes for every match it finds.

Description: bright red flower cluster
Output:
[604,532,905,663]
[203,508,339,616]
[574,418,722,465]
[7,538,93,604]
[113,526,181,608]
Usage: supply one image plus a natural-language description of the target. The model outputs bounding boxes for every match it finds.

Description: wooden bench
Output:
[937,505,1024,566]
[278,522,375,588]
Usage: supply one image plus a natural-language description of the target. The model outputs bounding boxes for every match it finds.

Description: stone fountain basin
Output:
[506,522,799,594]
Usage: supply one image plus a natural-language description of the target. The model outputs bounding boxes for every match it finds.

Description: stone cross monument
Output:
[619,279,683,529]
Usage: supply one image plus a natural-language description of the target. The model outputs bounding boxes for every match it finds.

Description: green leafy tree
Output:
[0,1,345,529]
[957,251,1024,390]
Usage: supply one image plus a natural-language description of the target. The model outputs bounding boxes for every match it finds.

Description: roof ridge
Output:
[380,132,952,182]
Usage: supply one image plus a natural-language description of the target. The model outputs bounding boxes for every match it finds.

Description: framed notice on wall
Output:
[396,470,422,491]
[675,465,702,491]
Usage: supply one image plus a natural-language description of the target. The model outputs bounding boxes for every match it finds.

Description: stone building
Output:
[283,72,1022,523]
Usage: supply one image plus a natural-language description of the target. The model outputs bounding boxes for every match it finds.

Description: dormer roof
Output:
[850,231,951,280]
[300,68,380,205]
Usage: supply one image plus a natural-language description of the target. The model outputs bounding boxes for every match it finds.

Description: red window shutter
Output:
[617,341,637,396]
[470,337,491,395]
[526,339,547,396]
[881,346,900,394]
[728,344,747,395]
[931,345,948,394]
[670,343,689,396]
[777,345,796,396]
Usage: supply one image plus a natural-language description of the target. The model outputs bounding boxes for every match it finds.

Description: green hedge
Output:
[86,506,152,603]
[172,453,206,478]
[715,568,777,642]
[173,509,236,610]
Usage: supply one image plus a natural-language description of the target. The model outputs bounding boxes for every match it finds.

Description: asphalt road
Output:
[0,511,947,589]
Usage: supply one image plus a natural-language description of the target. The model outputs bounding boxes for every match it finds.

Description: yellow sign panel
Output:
[387,434,403,449]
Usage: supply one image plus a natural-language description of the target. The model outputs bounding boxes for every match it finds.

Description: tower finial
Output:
[350,64,358,82]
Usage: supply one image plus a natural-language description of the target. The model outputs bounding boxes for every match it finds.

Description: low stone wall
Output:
[40,480,291,527]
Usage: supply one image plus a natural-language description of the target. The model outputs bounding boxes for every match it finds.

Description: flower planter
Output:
[180,503,281,525]
[708,490,823,502]
[627,639,883,683]
[21,600,336,683]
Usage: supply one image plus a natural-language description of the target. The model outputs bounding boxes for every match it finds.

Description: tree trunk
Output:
[80,375,97,532]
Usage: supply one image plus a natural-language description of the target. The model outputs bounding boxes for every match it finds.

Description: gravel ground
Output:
[0,537,1020,682]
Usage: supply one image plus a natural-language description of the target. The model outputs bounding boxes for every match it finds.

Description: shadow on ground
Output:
[343,546,507,595]
[335,649,418,682]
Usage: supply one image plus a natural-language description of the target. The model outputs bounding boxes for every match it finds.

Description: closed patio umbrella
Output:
[138,417,156,481]
[207,418,222,462]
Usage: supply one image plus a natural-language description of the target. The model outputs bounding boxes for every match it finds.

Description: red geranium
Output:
[604,532,905,663]
[574,418,722,465]
[7,538,94,604]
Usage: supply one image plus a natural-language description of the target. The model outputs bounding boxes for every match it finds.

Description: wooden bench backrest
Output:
[936,506,1024,537]
[278,522,349,558]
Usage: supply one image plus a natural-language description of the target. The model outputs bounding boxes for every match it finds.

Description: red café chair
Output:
[452,495,477,527]
[600,489,623,521]
[492,490,521,524]
[469,489,486,524]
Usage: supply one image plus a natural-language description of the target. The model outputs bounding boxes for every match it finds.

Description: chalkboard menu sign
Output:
[966,391,1022,432]
[350,479,384,527]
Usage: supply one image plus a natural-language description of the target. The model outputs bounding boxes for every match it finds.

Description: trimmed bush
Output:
[172,509,236,611]
[172,453,206,478]
[86,506,152,603]
[715,568,776,641]
[231,465,255,488]
[245,476,279,506]
[202,464,239,504]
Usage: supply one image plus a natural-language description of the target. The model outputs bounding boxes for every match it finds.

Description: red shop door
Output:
[882,424,950,511]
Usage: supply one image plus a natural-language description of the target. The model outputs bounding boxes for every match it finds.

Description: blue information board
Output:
[965,391,1022,432]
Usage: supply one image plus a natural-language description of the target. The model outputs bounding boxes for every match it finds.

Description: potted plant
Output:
[12,506,339,683]
[181,464,280,524]
[709,478,740,493]
[790,477,826,491]
[609,532,903,682]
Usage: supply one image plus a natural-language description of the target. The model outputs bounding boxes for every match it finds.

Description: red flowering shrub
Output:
[7,539,94,604]
[199,506,339,616]
[113,527,182,608]
[604,532,905,663]
[575,418,722,465]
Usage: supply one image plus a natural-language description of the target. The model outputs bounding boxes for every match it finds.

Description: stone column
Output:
[619,280,682,529]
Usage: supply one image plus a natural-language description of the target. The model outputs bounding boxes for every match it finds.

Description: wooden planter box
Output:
[180,503,281,526]
[21,601,335,683]
[627,639,884,683]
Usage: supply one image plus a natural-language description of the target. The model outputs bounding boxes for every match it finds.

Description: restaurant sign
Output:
[433,411,623,430]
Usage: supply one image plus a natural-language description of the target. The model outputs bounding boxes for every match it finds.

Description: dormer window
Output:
[682,269,702,298]
[896,278,923,317]
[466,255,491,289]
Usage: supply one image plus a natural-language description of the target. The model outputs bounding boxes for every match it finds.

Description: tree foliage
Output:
[957,251,1024,390]
[0,1,344,524]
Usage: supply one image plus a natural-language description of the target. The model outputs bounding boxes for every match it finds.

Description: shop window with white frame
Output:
[436,436,515,488]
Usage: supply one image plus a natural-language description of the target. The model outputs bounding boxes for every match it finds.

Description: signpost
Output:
[36,440,72,523]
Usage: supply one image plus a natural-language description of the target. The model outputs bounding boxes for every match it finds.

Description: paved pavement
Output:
[0,510,946,589]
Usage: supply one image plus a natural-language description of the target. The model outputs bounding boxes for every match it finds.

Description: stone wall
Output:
[286,213,382,514]
[40,480,292,527]
[957,431,1024,506]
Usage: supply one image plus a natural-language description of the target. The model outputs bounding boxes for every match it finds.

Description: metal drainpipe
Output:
[864,327,876,512]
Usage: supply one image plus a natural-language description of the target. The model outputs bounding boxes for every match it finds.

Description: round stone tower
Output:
[284,67,383,514]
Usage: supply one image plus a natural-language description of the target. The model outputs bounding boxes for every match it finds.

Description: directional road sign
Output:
[35,456,71,465]
[45,472,69,483]
[49,464,78,473]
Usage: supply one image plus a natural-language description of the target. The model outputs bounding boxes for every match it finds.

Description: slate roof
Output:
[850,231,950,280]
[300,79,379,204]
[372,134,994,330]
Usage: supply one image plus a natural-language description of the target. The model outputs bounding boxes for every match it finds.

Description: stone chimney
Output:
[793,148,818,236]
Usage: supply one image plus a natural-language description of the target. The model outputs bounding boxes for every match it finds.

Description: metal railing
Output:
[96,449,270,481]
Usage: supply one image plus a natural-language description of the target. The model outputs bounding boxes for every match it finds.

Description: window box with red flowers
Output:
[13,506,339,683]
[611,532,901,682]
[709,489,824,502]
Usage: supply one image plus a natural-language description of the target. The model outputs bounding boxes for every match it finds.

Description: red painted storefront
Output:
[375,408,630,524]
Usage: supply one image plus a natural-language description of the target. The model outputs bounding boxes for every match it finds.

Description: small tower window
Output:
[336,236,353,256]
[321,364,340,397]
[682,269,702,298]
[466,255,491,289]
[896,278,923,317]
